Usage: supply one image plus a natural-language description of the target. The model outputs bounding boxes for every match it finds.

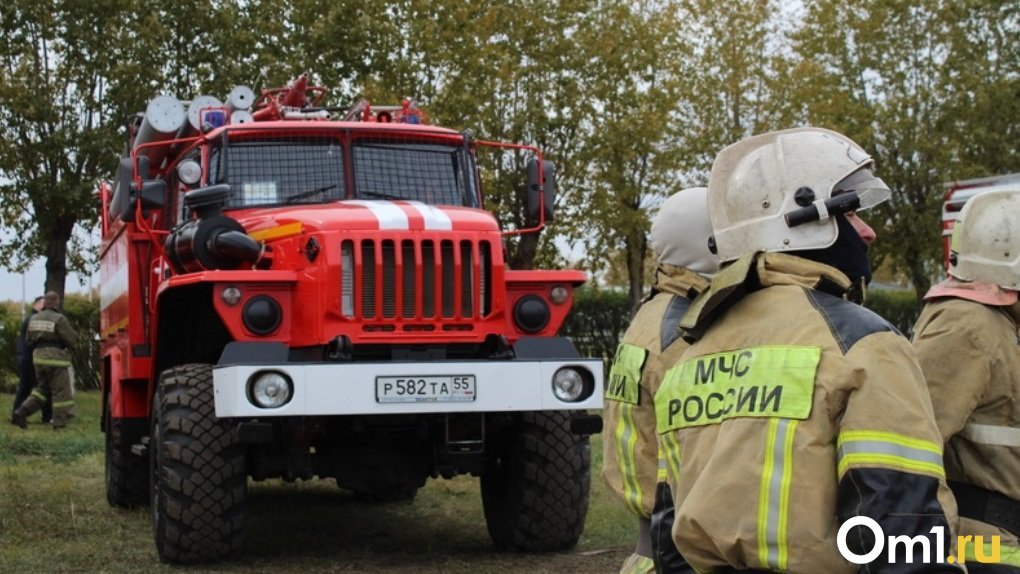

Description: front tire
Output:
[481,411,591,551]
[150,363,246,563]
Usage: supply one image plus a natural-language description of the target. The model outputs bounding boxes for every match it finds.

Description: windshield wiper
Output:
[359,190,403,200]
[285,184,338,204]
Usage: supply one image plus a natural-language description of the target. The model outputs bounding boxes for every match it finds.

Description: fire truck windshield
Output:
[209,134,478,209]
[351,139,478,207]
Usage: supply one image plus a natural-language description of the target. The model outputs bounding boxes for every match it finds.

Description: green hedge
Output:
[560,286,923,365]
[864,289,922,336]
[560,287,632,364]
[0,294,100,393]
[558,287,628,362]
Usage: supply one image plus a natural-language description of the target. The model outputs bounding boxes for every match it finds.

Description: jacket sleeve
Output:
[912,301,993,440]
[56,314,78,349]
[837,332,962,573]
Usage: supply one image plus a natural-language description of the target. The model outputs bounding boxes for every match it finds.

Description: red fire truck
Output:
[98,75,603,563]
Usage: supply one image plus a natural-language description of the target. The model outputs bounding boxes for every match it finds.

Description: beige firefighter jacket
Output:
[27,307,77,366]
[914,293,1020,550]
[604,264,709,519]
[655,252,959,574]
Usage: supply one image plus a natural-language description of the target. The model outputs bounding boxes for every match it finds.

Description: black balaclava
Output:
[795,214,872,289]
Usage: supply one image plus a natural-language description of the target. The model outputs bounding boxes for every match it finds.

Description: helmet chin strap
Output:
[795,214,872,301]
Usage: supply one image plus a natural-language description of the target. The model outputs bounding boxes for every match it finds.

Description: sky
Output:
[0,262,93,303]
[0,224,97,304]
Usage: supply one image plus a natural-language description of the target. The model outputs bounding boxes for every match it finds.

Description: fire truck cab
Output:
[98,75,603,564]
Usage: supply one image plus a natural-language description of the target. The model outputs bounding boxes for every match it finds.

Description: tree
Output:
[0,0,135,298]
[566,0,693,310]
[787,0,1020,298]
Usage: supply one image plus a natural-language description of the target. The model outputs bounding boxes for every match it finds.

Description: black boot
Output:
[10,412,27,429]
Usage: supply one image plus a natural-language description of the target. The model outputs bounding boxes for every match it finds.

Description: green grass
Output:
[0,391,633,573]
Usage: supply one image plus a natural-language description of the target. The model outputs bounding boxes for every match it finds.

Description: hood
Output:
[237,200,501,235]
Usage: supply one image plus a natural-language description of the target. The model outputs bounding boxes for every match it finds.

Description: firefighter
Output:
[12,295,53,423]
[913,188,1020,572]
[654,127,961,573]
[603,187,719,574]
[11,291,78,430]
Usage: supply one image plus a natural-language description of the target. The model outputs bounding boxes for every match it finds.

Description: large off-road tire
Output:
[105,404,149,508]
[150,363,246,563]
[480,411,591,551]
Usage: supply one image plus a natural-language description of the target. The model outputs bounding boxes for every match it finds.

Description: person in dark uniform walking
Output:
[12,295,52,423]
[11,291,77,429]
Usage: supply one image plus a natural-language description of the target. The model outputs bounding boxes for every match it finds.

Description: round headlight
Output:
[177,159,202,185]
[221,286,242,306]
[552,367,587,402]
[513,295,550,333]
[549,286,569,305]
[249,371,292,408]
[243,295,282,335]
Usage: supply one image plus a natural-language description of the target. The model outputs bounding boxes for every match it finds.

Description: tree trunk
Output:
[626,232,647,317]
[908,261,932,307]
[508,232,539,271]
[42,217,74,301]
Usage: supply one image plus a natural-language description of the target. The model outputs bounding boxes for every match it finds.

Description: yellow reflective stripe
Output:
[837,430,945,478]
[620,555,656,574]
[655,345,819,432]
[660,432,682,483]
[777,420,797,571]
[962,539,1020,566]
[34,358,71,367]
[30,389,46,401]
[757,419,779,567]
[758,418,796,571]
[656,448,668,482]
[998,542,1020,567]
[607,343,646,404]
[53,400,74,408]
[838,430,943,454]
[248,221,303,242]
[614,402,645,516]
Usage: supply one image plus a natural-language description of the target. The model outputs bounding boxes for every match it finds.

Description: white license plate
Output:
[375,375,476,403]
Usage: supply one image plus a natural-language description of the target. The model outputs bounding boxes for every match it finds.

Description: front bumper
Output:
[213,359,604,417]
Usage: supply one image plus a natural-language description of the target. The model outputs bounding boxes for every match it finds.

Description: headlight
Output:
[177,159,202,185]
[549,286,569,305]
[552,367,591,402]
[513,295,550,333]
[221,286,242,306]
[249,371,292,408]
[243,295,282,335]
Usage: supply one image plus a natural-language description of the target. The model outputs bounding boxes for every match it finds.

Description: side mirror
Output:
[526,158,556,225]
[117,156,166,221]
[109,157,134,219]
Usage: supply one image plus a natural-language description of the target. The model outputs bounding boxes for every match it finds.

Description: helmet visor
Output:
[833,168,891,210]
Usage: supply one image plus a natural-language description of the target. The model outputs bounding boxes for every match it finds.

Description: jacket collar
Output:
[679,252,852,342]
[653,264,711,299]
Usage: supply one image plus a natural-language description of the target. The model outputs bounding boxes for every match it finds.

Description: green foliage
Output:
[0,303,19,390]
[62,293,99,391]
[560,287,632,365]
[0,296,97,392]
[787,0,1020,296]
[2,0,1017,309]
[864,289,922,337]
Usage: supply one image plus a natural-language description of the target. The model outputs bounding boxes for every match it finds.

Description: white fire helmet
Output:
[649,187,720,277]
[949,189,1020,290]
[707,127,892,263]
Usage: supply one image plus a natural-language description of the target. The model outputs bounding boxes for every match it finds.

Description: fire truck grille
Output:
[341,239,492,321]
